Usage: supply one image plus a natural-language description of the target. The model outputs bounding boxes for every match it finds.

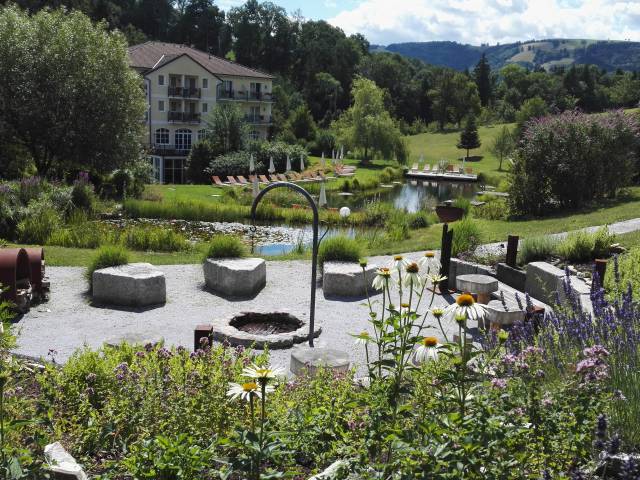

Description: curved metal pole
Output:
[250,182,319,347]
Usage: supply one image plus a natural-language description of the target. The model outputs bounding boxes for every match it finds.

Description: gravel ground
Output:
[13,252,462,372]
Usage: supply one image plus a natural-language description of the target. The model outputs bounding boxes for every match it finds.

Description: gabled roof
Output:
[128,42,274,80]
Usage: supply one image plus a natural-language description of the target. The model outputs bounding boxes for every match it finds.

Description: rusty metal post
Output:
[439,224,454,291]
[594,259,608,289]
[506,235,519,268]
[194,324,213,351]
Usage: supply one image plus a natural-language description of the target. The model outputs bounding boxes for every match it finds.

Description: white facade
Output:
[135,53,273,184]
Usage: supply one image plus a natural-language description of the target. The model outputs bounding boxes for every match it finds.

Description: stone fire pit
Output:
[210,311,321,349]
[204,258,266,297]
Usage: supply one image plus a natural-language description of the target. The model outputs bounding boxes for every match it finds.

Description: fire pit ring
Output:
[211,311,321,349]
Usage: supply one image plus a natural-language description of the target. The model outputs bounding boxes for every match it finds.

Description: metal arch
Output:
[250,181,319,347]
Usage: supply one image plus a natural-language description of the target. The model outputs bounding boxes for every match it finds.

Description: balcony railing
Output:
[168,111,201,123]
[168,86,201,98]
[218,89,276,102]
[150,144,191,156]
[245,115,273,125]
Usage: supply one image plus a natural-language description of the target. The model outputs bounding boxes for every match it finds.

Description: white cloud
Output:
[327,0,640,45]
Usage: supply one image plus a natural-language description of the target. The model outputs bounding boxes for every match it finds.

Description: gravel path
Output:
[14,252,459,372]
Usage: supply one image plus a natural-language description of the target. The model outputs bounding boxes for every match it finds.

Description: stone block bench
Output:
[456,273,499,304]
[290,346,350,376]
[93,263,166,308]
[525,261,591,308]
[204,257,266,297]
[322,262,379,297]
[486,300,526,329]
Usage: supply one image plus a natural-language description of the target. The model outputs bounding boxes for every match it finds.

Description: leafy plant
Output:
[85,245,130,289]
[451,216,482,257]
[556,227,615,263]
[518,235,559,265]
[205,235,247,259]
[16,200,61,245]
[317,235,362,270]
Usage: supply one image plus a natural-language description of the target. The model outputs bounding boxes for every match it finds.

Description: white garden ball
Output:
[339,206,351,218]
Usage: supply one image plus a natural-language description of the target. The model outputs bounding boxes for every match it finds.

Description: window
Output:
[158,100,165,112]
[175,129,193,151]
[154,128,169,145]
[250,130,260,141]
[223,80,232,92]
[158,75,165,86]
[198,129,207,141]
[202,103,208,113]
[250,82,262,98]
[202,78,208,89]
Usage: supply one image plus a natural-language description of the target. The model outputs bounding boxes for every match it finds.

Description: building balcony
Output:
[168,111,201,123]
[168,86,201,98]
[245,115,273,125]
[150,144,191,156]
[218,89,276,102]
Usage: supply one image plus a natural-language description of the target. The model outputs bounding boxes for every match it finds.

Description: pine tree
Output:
[457,115,481,161]
[474,53,492,107]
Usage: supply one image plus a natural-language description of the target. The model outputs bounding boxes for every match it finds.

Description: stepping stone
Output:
[93,263,166,308]
[486,300,525,329]
[45,442,88,480]
[456,273,499,304]
[322,262,379,297]
[203,257,266,297]
[290,346,350,376]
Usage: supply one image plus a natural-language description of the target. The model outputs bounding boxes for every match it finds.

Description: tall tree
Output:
[474,53,492,107]
[204,103,249,153]
[0,5,145,177]
[457,115,481,160]
[172,0,230,55]
[333,77,402,163]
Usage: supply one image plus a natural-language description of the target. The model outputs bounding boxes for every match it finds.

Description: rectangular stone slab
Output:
[92,263,166,308]
[203,257,266,297]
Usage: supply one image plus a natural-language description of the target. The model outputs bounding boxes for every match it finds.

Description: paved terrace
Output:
[14,253,464,370]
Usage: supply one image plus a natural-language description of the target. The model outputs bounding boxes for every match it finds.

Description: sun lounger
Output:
[446,165,454,173]
[465,167,473,174]
[211,176,225,186]
[249,175,259,183]
[423,164,431,172]
[277,174,288,182]
[227,176,238,185]
[237,176,248,185]
[269,174,279,182]
[286,173,300,181]
[259,175,270,183]
[411,163,418,171]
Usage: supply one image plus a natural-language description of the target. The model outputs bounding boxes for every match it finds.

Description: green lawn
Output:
[405,123,514,182]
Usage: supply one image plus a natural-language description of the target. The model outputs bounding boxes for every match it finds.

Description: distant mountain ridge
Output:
[371,39,640,72]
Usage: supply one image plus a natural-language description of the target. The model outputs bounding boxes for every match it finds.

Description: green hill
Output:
[374,39,640,72]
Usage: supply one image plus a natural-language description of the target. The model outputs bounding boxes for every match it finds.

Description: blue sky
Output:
[218,0,640,46]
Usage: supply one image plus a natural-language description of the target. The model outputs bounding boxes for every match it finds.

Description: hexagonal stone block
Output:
[290,346,350,376]
[203,258,266,298]
[92,263,166,308]
[456,273,499,304]
[322,262,379,297]
[486,300,525,327]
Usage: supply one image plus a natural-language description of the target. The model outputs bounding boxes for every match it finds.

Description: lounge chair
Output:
[465,167,473,175]
[286,173,299,181]
[446,165,454,173]
[259,175,270,184]
[211,176,225,186]
[277,174,288,182]
[237,176,248,185]
[269,174,279,182]
[411,163,418,171]
[248,175,258,183]
[227,176,238,185]
[423,164,431,172]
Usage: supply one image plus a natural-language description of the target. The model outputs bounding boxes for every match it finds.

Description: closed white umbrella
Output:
[319,181,327,207]
[249,153,255,173]
[340,145,344,160]
[300,154,305,171]
[286,154,291,172]
[320,152,325,168]
[268,156,275,173]
[252,175,259,198]
[332,149,335,160]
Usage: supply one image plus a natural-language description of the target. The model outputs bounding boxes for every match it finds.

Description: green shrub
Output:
[205,235,247,259]
[407,211,432,229]
[318,235,362,270]
[605,247,640,299]
[451,217,482,257]
[556,227,615,263]
[452,197,471,216]
[592,226,616,258]
[385,211,410,242]
[71,175,97,214]
[205,151,265,178]
[16,201,61,244]
[518,235,559,265]
[86,245,130,289]
[473,197,509,220]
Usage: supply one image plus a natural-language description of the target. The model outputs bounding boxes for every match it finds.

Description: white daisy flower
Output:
[372,267,392,290]
[444,293,488,323]
[227,381,273,401]
[402,262,422,288]
[242,364,285,381]
[352,331,371,346]
[414,337,440,364]
[390,255,410,271]
[418,252,441,273]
